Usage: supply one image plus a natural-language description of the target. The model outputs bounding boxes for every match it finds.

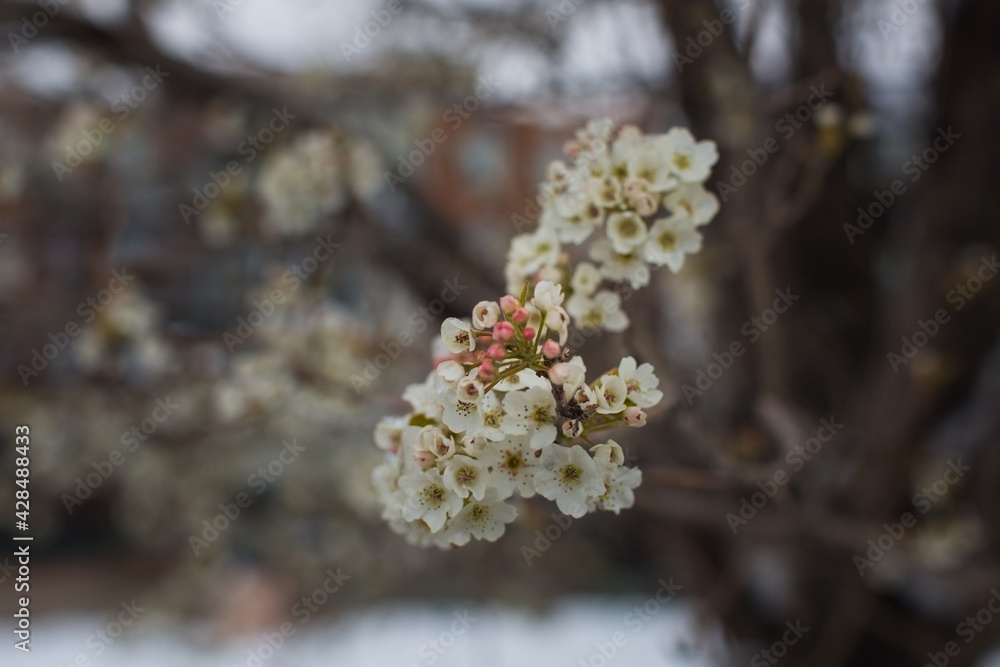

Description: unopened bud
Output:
[493,321,515,342]
[624,406,647,427]
[500,294,519,314]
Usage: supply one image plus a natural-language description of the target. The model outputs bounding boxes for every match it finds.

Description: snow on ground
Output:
[3,597,728,667]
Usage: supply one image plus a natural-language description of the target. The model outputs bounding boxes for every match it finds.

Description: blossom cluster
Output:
[372,120,719,548]
[507,119,719,332]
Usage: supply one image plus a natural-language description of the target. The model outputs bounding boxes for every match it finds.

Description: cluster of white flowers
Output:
[372,120,719,548]
[257,131,382,238]
[507,119,719,332]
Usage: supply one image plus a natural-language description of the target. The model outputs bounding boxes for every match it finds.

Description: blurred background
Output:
[1,0,999,665]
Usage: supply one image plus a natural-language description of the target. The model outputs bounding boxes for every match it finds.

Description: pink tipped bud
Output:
[564,139,582,159]
[511,307,529,324]
[500,294,519,314]
[624,406,647,427]
[493,321,515,342]
[478,360,495,380]
[523,326,536,341]
[542,340,561,359]
[486,343,506,360]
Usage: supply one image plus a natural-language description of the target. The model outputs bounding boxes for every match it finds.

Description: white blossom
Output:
[534,445,606,518]
[566,289,630,333]
[606,212,648,255]
[594,374,628,414]
[617,356,664,408]
[472,301,501,329]
[644,215,702,273]
[443,455,490,500]
[502,386,558,449]
[441,318,476,354]
[658,127,719,183]
[399,468,464,532]
[445,488,518,545]
[532,280,565,310]
[592,464,642,515]
[664,183,720,226]
[479,434,539,499]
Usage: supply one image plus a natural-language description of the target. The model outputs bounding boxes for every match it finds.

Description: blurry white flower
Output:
[644,215,702,273]
[658,127,719,183]
[664,184,720,226]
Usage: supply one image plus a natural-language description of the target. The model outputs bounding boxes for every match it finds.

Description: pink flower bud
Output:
[478,360,495,380]
[564,139,582,159]
[542,340,561,359]
[486,343,506,360]
[624,406,647,427]
[523,326,536,341]
[493,321,515,342]
[500,295,519,314]
[512,307,529,324]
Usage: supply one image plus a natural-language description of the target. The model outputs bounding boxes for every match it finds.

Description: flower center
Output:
[504,451,523,472]
[559,464,582,487]
[582,308,605,328]
[457,467,476,485]
[422,484,445,506]
[532,405,551,426]
[659,231,677,250]
[469,504,490,524]
[673,153,692,171]
[617,217,640,238]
